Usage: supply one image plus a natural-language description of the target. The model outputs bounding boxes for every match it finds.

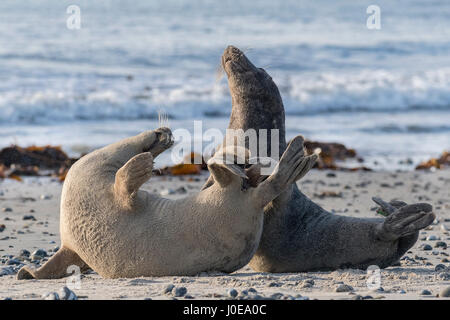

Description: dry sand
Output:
[0,169,449,300]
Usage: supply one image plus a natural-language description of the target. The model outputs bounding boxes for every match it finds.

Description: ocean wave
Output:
[0,68,449,123]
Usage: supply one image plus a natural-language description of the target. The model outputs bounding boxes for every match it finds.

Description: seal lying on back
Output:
[17,127,317,279]
[203,46,435,272]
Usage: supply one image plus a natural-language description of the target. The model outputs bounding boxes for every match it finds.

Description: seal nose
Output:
[222,45,242,66]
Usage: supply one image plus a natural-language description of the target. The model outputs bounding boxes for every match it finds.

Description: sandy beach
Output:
[1,169,449,300]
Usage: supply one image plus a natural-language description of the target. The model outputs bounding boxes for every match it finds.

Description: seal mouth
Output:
[222,45,254,74]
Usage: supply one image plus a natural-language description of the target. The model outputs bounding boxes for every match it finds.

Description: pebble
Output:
[435,241,447,249]
[163,284,175,294]
[335,284,354,292]
[441,225,449,232]
[40,194,52,200]
[19,249,30,258]
[435,264,447,272]
[0,224,5,232]
[174,287,187,297]
[270,293,284,300]
[31,249,47,260]
[426,235,438,241]
[422,244,433,251]
[439,286,450,298]
[6,258,21,266]
[42,292,60,300]
[420,289,432,295]
[22,215,36,221]
[228,289,238,298]
[59,286,77,300]
[0,266,15,276]
[301,279,315,288]
[2,208,12,212]
[160,189,175,196]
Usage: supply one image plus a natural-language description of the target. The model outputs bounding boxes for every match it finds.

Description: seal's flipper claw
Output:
[115,152,153,207]
[376,203,434,241]
[17,247,88,280]
[372,196,397,216]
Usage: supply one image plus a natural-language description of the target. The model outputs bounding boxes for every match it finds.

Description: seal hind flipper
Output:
[114,152,154,208]
[376,203,435,241]
[17,247,88,280]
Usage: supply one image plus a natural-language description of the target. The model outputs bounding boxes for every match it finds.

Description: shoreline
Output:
[1,169,449,300]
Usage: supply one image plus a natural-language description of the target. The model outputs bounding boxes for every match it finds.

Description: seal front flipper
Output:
[373,197,435,241]
[17,247,88,280]
[114,152,154,209]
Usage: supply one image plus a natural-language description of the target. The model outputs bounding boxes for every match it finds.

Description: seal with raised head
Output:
[204,46,435,272]
[17,127,317,279]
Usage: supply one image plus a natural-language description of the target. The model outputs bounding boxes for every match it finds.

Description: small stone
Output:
[59,286,77,300]
[0,266,15,276]
[163,284,175,294]
[435,264,447,272]
[248,288,257,293]
[42,292,60,300]
[420,289,432,295]
[435,241,447,249]
[270,293,284,300]
[301,279,315,288]
[2,208,12,212]
[441,225,449,232]
[398,290,406,294]
[422,244,433,251]
[228,289,238,298]
[174,287,187,297]
[40,194,52,200]
[184,294,194,299]
[31,249,47,260]
[22,215,36,221]
[426,235,438,241]
[19,249,30,258]
[335,284,354,292]
[160,189,175,196]
[0,224,5,232]
[439,286,450,298]
[6,259,21,265]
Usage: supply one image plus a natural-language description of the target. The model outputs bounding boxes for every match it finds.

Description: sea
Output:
[0,0,449,170]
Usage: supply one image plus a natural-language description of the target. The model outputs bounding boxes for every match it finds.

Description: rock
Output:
[2,207,12,212]
[184,294,194,299]
[31,249,47,260]
[270,293,284,300]
[437,273,450,281]
[426,235,438,241]
[163,284,175,294]
[0,266,15,276]
[435,264,447,272]
[335,284,354,292]
[439,286,450,298]
[0,224,5,232]
[420,289,432,295]
[435,241,447,249]
[6,259,21,266]
[441,224,449,232]
[22,215,36,221]
[174,287,187,297]
[40,194,52,200]
[422,244,433,251]
[19,249,30,258]
[160,189,175,196]
[59,286,77,300]
[228,289,238,298]
[42,292,60,300]
[301,279,315,288]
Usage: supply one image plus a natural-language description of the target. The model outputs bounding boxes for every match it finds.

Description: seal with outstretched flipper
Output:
[203,46,435,272]
[17,126,316,279]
